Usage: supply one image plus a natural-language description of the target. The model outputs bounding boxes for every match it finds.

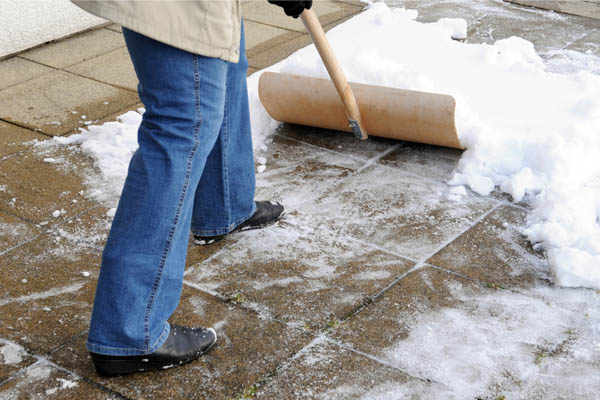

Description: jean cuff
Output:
[86,322,170,356]
[190,202,257,237]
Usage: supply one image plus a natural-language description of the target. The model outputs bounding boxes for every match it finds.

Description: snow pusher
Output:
[258,8,464,150]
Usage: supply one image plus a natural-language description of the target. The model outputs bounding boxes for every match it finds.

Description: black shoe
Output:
[194,200,284,245]
[90,325,217,377]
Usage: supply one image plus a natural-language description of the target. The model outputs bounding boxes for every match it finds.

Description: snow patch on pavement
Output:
[43,3,600,288]
[378,284,600,399]
[0,340,27,364]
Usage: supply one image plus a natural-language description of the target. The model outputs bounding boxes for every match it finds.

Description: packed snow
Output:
[45,3,600,288]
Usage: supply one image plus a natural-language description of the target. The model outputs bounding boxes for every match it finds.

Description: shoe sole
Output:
[194,212,284,246]
[93,328,217,377]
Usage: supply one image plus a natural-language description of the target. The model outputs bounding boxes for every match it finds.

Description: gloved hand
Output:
[268,1,312,18]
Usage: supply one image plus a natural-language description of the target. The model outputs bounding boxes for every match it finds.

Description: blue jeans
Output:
[87,23,255,356]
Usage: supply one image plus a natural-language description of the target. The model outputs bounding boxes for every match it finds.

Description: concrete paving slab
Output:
[395,0,599,55]
[0,57,54,91]
[313,164,499,262]
[0,207,110,354]
[49,288,312,399]
[564,28,600,56]
[186,221,414,330]
[186,137,416,330]
[254,134,365,204]
[0,70,139,136]
[336,0,365,6]
[0,359,119,399]
[0,211,105,300]
[428,205,551,289]
[379,142,463,182]
[66,47,138,92]
[0,147,97,225]
[104,24,122,33]
[0,120,49,159]
[0,281,95,356]
[0,210,41,254]
[332,267,600,398]
[506,0,600,19]
[274,124,399,162]
[19,28,125,69]
[243,0,362,33]
[248,33,312,70]
[254,338,420,399]
[0,339,37,384]
[244,20,300,58]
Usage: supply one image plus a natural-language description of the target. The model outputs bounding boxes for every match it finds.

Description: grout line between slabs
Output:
[273,131,373,166]
[355,144,402,174]
[0,338,131,399]
[0,204,103,258]
[323,336,438,384]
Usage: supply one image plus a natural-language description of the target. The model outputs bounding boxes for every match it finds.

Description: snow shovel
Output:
[258,8,463,149]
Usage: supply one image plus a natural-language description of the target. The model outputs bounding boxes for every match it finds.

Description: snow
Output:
[246,3,600,288]
[44,3,600,289]
[0,340,26,364]
[376,284,600,399]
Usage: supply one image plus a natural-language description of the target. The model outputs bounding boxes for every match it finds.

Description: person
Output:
[71,0,312,376]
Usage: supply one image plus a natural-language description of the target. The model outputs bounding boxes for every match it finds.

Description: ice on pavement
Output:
[45,3,600,288]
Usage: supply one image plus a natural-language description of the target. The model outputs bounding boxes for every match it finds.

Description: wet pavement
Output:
[1,1,599,399]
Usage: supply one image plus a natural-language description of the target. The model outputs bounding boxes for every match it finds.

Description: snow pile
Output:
[248,3,600,288]
[52,109,142,205]
[46,3,600,288]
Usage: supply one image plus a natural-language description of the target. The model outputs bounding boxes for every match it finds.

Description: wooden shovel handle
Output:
[300,8,368,139]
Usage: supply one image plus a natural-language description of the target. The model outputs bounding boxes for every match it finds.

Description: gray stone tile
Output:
[254,338,421,399]
[105,24,122,33]
[0,57,54,91]
[243,0,361,33]
[313,164,499,262]
[254,134,365,209]
[66,47,138,91]
[19,28,125,69]
[0,120,49,159]
[0,359,118,399]
[506,0,600,19]
[0,208,107,301]
[0,70,139,136]
[274,124,399,162]
[186,136,413,330]
[248,34,312,70]
[0,339,37,384]
[49,288,312,400]
[379,141,463,181]
[244,20,299,58]
[0,210,41,254]
[186,224,414,330]
[428,205,551,289]
[0,147,97,225]
[394,0,599,54]
[0,281,95,355]
[332,267,600,399]
[565,29,600,56]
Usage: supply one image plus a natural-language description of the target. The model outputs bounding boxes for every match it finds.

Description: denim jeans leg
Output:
[190,21,256,237]
[86,28,230,356]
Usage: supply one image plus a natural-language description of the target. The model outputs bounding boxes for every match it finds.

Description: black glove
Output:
[268,1,312,18]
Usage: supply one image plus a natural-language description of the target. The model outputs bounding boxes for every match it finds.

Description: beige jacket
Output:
[72,0,242,63]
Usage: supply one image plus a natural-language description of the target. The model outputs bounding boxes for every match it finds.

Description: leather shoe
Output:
[194,200,284,245]
[90,325,217,376]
